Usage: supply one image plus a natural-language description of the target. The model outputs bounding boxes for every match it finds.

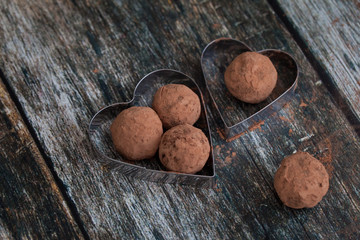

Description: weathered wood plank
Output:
[0,0,359,239]
[0,80,83,239]
[272,0,360,122]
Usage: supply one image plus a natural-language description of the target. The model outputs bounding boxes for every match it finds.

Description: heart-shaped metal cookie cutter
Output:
[201,38,299,141]
[89,69,215,187]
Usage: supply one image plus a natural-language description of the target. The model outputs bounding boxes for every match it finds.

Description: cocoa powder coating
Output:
[110,106,163,161]
[224,51,277,104]
[274,151,329,209]
[159,124,210,174]
[152,84,201,129]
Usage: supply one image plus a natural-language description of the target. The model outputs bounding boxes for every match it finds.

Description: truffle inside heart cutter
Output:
[201,38,298,140]
[89,69,215,187]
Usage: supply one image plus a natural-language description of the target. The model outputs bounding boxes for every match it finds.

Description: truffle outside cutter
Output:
[89,69,215,188]
[201,38,299,140]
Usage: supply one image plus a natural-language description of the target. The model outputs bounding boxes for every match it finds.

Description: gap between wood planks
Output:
[267,0,360,137]
[0,68,91,240]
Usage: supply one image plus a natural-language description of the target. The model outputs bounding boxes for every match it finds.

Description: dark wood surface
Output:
[0,81,82,239]
[0,0,359,239]
[273,0,360,122]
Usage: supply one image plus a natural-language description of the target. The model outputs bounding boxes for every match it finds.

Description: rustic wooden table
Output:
[1,0,359,239]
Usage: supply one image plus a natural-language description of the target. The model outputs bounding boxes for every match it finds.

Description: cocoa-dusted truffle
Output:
[159,124,210,174]
[274,151,329,209]
[110,106,163,161]
[152,84,201,129]
[224,51,277,104]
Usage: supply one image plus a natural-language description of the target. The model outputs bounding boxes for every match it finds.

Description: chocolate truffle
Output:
[274,151,329,209]
[159,124,210,174]
[110,106,163,161]
[152,84,201,129]
[224,51,277,104]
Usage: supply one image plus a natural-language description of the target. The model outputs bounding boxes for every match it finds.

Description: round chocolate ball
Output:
[159,124,210,174]
[224,51,277,104]
[274,151,329,209]
[152,84,201,129]
[110,106,163,161]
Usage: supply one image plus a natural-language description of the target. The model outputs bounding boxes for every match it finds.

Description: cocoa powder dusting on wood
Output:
[299,99,308,107]
[317,138,334,178]
[216,127,226,140]
[248,120,265,132]
[225,131,247,142]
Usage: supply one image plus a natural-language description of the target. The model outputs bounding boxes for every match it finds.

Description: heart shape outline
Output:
[89,69,215,187]
[201,38,299,140]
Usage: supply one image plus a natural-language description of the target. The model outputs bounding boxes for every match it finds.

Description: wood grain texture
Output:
[0,80,83,239]
[0,0,359,239]
[273,0,360,121]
